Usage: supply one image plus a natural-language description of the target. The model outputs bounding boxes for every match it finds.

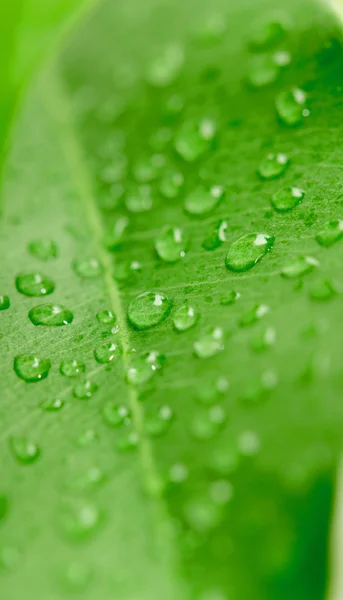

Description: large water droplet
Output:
[0,295,10,310]
[73,258,102,278]
[202,220,228,250]
[146,44,184,87]
[58,500,102,542]
[73,379,98,400]
[271,187,304,212]
[194,327,224,358]
[258,153,289,180]
[10,436,40,464]
[280,256,319,278]
[14,354,51,382]
[128,291,171,330]
[276,88,308,126]
[173,303,198,332]
[174,119,216,162]
[226,232,274,272]
[94,341,121,364]
[60,359,86,377]
[155,226,187,262]
[102,401,131,427]
[15,272,55,297]
[28,304,73,326]
[184,185,224,217]
[28,239,57,261]
[316,220,343,248]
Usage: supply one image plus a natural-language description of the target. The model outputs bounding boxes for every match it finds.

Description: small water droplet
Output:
[316,219,343,248]
[60,359,86,377]
[10,436,40,464]
[168,463,189,484]
[15,272,55,297]
[28,239,57,261]
[94,341,121,364]
[276,88,308,126]
[202,220,229,250]
[146,405,174,437]
[159,171,184,199]
[133,158,159,184]
[0,295,10,310]
[96,309,116,325]
[249,20,286,51]
[128,291,171,330]
[238,430,261,456]
[174,119,216,162]
[183,497,221,533]
[77,429,98,446]
[155,226,187,262]
[196,377,229,406]
[73,258,102,279]
[0,496,8,521]
[207,446,239,475]
[102,402,131,427]
[184,185,224,217]
[28,304,73,326]
[125,184,153,213]
[196,13,226,44]
[146,44,184,87]
[220,290,240,306]
[280,256,319,278]
[209,480,233,505]
[247,55,279,88]
[194,328,224,358]
[58,500,102,542]
[14,354,51,382]
[273,49,292,67]
[103,216,130,251]
[73,379,98,400]
[258,153,289,180]
[173,303,198,332]
[271,186,304,212]
[226,232,274,272]
[115,429,140,452]
[239,303,269,327]
[309,279,336,302]
[250,326,276,351]
[40,398,64,412]
[61,561,93,592]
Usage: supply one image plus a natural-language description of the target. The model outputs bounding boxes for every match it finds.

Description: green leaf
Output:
[1,0,343,598]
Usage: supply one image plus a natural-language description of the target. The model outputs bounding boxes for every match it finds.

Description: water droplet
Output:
[61,561,93,592]
[73,258,102,278]
[146,405,173,437]
[239,303,269,327]
[247,55,279,88]
[220,290,240,306]
[126,350,165,386]
[209,480,233,505]
[133,158,159,184]
[58,500,102,542]
[96,309,116,325]
[309,279,336,302]
[226,232,274,272]
[196,13,226,44]
[60,359,86,377]
[115,429,140,452]
[184,497,221,533]
[73,379,98,400]
[159,171,184,199]
[64,466,106,494]
[168,462,189,483]
[104,216,130,251]
[174,119,216,162]
[0,295,10,310]
[207,446,239,475]
[238,430,261,456]
[146,44,184,87]
[10,436,40,464]
[40,398,64,412]
[28,304,73,326]
[249,20,286,51]
[184,185,224,217]
[28,239,57,261]
[77,429,98,446]
[173,303,198,332]
[202,220,228,250]
[271,186,304,212]
[276,88,308,126]
[196,377,229,405]
[125,184,153,213]
[194,328,224,358]
[155,226,187,262]
[258,153,289,180]
[102,402,131,427]
[250,326,276,351]
[94,341,121,364]
[280,256,319,278]
[316,219,343,248]
[273,49,292,67]
[128,291,171,330]
[15,272,55,297]
[14,354,51,382]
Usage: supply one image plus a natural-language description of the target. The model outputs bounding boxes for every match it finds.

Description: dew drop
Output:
[96,309,116,325]
[174,119,216,162]
[28,239,57,261]
[309,279,336,302]
[133,158,159,184]
[249,20,286,51]
[196,377,229,406]
[28,304,73,326]
[73,379,98,400]
[173,303,198,332]
[0,295,10,310]
[40,398,64,412]
[60,359,85,377]
[73,257,102,278]
[209,480,233,505]
[258,153,289,180]
[225,232,274,272]
[168,463,189,484]
[207,446,239,475]
[115,430,140,452]
[280,256,319,278]
[146,405,174,437]
[239,303,269,327]
[194,327,224,359]
[238,430,261,456]
[77,429,98,446]
[275,88,308,126]
[316,219,343,248]
[220,290,240,306]
[102,402,131,427]
[15,272,55,297]
[10,436,40,464]
[155,226,187,262]
[184,185,224,217]
[202,220,229,250]
[125,184,153,213]
[183,497,221,533]
[103,216,130,251]
[128,291,171,330]
[271,186,304,212]
[250,326,276,351]
[146,44,184,87]
[14,354,51,382]
[58,500,102,542]
[94,341,121,364]
[127,350,165,385]
[159,171,184,199]
[247,55,279,88]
